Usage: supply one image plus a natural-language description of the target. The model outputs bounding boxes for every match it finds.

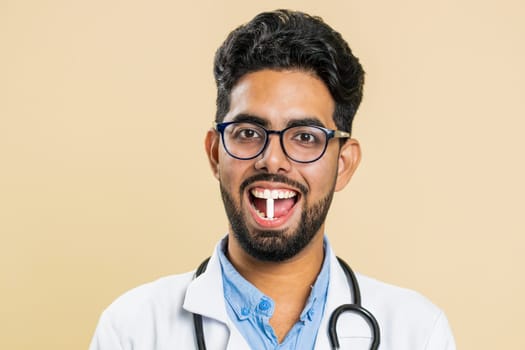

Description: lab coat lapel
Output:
[182,247,250,349]
[182,242,372,349]
[183,252,228,322]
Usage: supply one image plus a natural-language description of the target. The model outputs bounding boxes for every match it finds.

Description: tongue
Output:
[253,197,295,218]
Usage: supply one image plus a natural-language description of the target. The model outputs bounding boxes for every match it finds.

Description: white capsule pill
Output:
[266,197,274,219]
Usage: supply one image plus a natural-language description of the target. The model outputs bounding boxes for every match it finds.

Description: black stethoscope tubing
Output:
[192,256,380,350]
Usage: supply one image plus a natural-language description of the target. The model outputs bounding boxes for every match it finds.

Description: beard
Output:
[219,174,335,262]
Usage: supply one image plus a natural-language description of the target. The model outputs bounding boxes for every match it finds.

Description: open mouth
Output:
[249,187,299,221]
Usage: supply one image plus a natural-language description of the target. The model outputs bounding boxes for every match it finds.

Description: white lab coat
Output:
[89,243,456,349]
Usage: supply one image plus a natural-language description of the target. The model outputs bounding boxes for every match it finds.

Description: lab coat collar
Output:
[182,246,229,324]
[182,239,348,324]
[182,242,250,348]
[182,239,362,348]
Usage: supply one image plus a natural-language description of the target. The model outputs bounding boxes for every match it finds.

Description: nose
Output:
[254,134,291,173]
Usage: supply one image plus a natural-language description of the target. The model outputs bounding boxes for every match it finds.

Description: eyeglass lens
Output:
[222,122,328,162]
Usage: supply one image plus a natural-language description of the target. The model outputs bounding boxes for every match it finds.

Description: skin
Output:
[205,69,361,342]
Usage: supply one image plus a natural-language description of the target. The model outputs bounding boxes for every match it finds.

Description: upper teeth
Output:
[251,189,297,199]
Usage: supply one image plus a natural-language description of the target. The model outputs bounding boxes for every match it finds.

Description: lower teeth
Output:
[255,208,275,220]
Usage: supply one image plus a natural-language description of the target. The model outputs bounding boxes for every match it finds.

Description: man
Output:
[90,10,455,349]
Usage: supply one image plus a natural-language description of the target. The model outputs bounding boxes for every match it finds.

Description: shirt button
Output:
[258,300,271,311]
[241,307,250,316]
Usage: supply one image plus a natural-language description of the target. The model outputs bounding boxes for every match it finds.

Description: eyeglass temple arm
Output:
[333,130,351,138]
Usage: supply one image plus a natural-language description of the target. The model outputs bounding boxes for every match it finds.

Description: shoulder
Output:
[90,271,200,349]
[356,274,455,348]
[357,274,440,316]
[98,271,195,332]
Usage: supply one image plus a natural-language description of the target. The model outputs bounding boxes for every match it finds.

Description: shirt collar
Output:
[217,236,331,323]
[300,243,330,322]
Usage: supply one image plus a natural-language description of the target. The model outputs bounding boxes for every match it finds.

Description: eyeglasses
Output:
[215,121,350,163]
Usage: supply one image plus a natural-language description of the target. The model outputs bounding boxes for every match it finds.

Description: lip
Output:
[244,181,301,229]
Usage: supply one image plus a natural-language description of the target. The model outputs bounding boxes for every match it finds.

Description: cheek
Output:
[302,160,339,198]
[217,153,249,195]
[218,156,234,185]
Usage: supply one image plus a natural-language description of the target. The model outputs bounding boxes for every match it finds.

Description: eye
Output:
[289,127,323,146]
[238,128,260,139]
[295,132,317,143]
[228,123,264,143]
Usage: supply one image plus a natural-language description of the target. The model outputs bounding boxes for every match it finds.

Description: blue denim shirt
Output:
[217,238,330,349]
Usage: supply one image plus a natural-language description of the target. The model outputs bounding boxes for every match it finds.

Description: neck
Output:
[227,231,326,342]
[226,231,325,302]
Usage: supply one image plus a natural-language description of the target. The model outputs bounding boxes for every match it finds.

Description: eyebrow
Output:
[230,114,268,127]
[230,114,326,129]
[286,118,325,128]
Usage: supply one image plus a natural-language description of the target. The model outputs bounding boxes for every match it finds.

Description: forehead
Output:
[225,69,336,128]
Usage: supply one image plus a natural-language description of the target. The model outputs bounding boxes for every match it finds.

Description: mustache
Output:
[240,173,308,196]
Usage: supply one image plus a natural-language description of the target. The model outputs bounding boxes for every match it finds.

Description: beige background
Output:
[1,0,524,348]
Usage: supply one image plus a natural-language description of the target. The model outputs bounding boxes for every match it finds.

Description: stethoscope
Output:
[191,256,381,349]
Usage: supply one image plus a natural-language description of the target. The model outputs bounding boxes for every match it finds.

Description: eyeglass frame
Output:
[214,121,351,164]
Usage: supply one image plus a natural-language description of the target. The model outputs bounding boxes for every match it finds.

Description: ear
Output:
[334,138,361,192]
[204,128,220,180]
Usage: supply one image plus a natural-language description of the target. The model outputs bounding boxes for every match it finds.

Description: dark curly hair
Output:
[214,9,365,134]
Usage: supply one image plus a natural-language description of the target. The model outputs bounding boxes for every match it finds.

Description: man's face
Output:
[206,69,360,262]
